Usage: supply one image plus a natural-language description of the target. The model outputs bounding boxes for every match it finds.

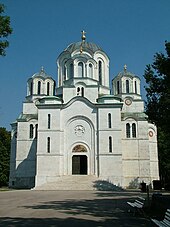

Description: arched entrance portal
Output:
[72,155,87,175]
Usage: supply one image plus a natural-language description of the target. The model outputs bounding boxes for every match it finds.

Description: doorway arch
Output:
[72,155,87,175]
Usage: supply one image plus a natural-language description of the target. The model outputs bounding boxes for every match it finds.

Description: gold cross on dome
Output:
[81,30,86,42]
[124,64,127,72]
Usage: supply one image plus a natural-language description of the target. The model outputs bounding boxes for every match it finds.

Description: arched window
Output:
[98,60,102,84]
[30,82,33,95]
[81,87,84,97]
[47,82,50,96]
[70,63,74,78]
[134,81,137,94]
[38,81,41,95]
[117,81,120,94]
[89,63,93,78]
[78,62,84,77]
[108,113,112,128]
[35,124,38,139]
[77,87,80,95]
[132,123,136,138]
[48,114,51,129]
[29,124,34,139]
[109,136,112,153]
[47,137,50,153]
[126,80,129,93]
[126,123,130,138]
[64,65,66,80]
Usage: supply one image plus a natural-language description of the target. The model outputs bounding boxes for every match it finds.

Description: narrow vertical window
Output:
[70,63,74,78]
[48,114,51,129]
[78,62,84,77]
[134,81,137,94]
[47,82,50,96]
[64,65,66,80]
[30,82,33,95]
[29,124,34,139]
[35,124,38,139]
[99,60,102,84]
[77,87,80,95]
[81,87,84,97]
[38,81,41,95]
[108,113,112,128]
[47,137,50,153]
[132,123,136,138]
[117,81,120,94]
[109,136,112,153]
[126,80,129,93]
[126,123,130,138]
[89,63,93,78]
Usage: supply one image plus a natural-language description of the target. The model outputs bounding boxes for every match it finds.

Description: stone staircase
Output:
[33,175,98,190]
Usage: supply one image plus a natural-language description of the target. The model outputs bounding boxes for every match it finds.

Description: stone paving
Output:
[0,190,155,226]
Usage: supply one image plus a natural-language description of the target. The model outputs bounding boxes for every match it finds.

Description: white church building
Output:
[9,32,159,189]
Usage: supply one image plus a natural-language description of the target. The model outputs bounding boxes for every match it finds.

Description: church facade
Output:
[9,33,159,189]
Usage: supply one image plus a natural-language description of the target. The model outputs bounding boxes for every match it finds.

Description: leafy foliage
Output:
[0,127,11,186]
[144,41,170,189]
[0,3,12,56]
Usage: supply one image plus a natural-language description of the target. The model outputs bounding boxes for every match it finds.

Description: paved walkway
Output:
[0,190,155,226]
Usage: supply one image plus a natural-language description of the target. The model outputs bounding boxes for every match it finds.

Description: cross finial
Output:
[41,66,44,73]
[81,30,86,42]
[124,64,127,72]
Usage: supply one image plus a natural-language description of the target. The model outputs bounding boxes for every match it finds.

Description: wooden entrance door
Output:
[72,155,87,175]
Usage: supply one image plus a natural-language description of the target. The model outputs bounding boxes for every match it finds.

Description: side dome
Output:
[65,41,103,53]
[26,67,56,101]
[112,65,141,97]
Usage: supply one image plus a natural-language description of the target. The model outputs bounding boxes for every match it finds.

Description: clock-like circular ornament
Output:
[149,131,153,137]
[125,98,132,106]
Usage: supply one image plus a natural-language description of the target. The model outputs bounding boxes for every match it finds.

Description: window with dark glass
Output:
[47,137,50,153]
[132,123,136,138]
[30,82,33,95]
[77,87,80,95]
[38,81,41,95]
[99,60,102,84]
[81,87,84,97]
[47,82,50,96]
[117,81,120,94]
[109,136,112,153]
[70,63,74,78]
[126,123,130,138]
[48,114,51,129]
[29,124,34,138]
[35,124,38,139]
[126,80,129,93]
[64,65,66,80]
[108,113,112,128]
[134,81,137,94]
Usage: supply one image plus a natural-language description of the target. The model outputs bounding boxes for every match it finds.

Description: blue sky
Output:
[0,0,170,130]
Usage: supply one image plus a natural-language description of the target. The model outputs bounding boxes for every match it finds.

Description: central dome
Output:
[65,41,103,53]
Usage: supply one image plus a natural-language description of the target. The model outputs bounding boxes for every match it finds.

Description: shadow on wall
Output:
[93,180,124,191]
[14,139,37,189]
[126,177,140,189]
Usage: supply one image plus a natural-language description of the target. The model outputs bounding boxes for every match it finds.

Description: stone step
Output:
[34,175,98,191]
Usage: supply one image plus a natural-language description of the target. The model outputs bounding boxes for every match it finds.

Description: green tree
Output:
[0,127,11,186]
[144,41,170,189]
[0,3,12,56]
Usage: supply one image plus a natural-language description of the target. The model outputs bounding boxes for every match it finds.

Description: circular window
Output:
[125,98,132,106]
[149,131,153,137]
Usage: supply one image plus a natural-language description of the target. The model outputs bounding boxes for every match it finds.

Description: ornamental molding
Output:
[74,125,85,136]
